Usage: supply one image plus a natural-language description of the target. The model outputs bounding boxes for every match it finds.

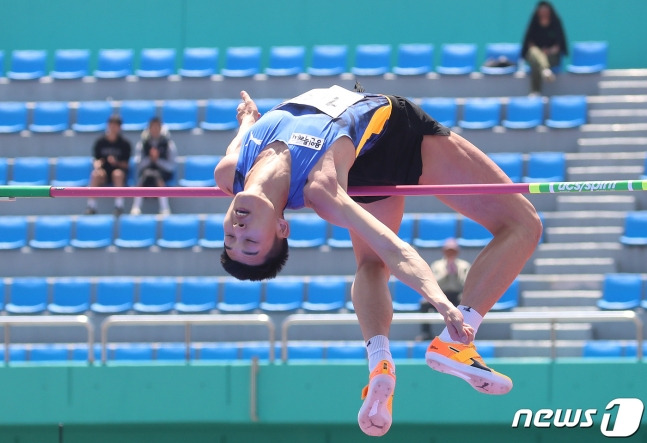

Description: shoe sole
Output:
[425,351,512,395]
[357,373,394,437]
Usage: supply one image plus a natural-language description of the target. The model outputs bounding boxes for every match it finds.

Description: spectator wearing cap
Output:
[86,115,132,216]
[418,238,471,340]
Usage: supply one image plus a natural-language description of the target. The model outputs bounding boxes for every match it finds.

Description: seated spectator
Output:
[130,117,177,215]
[86,115,131,216]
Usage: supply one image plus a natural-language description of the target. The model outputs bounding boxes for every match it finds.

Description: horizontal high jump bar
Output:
[1,180,646,199]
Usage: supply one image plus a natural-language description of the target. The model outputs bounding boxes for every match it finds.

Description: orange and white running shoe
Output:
[358,360,396,436]
[425,337,512,395]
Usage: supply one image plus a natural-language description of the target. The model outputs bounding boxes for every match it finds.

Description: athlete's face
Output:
[223,192,289,265]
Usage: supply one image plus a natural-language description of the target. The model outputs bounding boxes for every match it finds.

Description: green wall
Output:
[0,360,645,442]
[0,0,645,70]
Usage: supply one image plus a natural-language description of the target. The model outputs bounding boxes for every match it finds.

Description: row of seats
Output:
[1,272,644,315]
[0,95,589,134]
[0,41,608,80]
[0,151,568,188]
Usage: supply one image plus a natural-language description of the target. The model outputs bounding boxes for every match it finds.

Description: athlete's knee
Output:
[356,258,390,281]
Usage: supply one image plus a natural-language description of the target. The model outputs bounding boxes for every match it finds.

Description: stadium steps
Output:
[520,290,601,308]
[510,323,593,341]
[534,257,617,274]
[577,137,647,153]
[555,195,636,212]
[567,165,643,181]
[533,242,622,260]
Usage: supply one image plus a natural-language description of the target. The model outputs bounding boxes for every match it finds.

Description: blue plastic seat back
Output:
[73,101,113,132]
[220,280,262,312]
[158,214,200,248]
[287,214,328,248]
[52,49,90,79]
[52,156,92,186]
[94,278,135,312]
[50,278,91,313]
[481,43,521,74]
[567,41,608,73]
[29,215,72,249]
[161,100,198,130]
[287,344,325,360]
[199,343,239,360]
[262,278,304,312]
[398,214,415,243]
[351,44,392,76]
[71,215,114,248]
[523,152,566,183]
[180,47,219,77]
[0,158,5,184]
[179,155,222,187]
[137,48,176,77]
[177,277,218,312]
[156,343,197,361]
[0,216,28,249]
[328,224,353,248]
[114,215,158,248]
[620,211,647,245]
[503,96,544,129]
[9,156,49,185]
[265,46,306,76]
[545,95,587,128]
[8,277,48,313]
[489,152,523,183]
[413,213,458,248]
[30,345,70,362]
[307,45,348,76]
[8,50,47,80]
[437,44,477,75]
[119,100,157,131]
[221,46,262,77]
[199,214,225,248]
[582,340,623,358]
[491,279,520,311]
[29,101,70,132]
[304,276,347,312]
[393,43,434,75]
[459,98,501,129]
[598,274,642,310]
[326,344,366,360]
[95,49,134,78]
[420,97,457,127]
[200,99,239,131]
[240,343,281,361]
[458,217,493,247]
[392,280,424,311]
[254,98,284,116]
[112,344,154,361]
[136,278,177,312]
[0,102,28,133]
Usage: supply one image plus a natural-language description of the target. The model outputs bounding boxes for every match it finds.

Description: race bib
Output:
[285,85,363,118]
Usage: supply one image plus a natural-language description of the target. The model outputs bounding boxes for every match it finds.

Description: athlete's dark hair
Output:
[220,238,289,281]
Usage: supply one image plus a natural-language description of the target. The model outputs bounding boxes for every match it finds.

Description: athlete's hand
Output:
[438,304,474,344]
[236,90,261,125]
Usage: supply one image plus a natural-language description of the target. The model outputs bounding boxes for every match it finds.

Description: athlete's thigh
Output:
[419,132,537,232]
[350,196,405,265]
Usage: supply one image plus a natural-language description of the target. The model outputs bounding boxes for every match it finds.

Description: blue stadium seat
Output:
[287,214,328,248]
[307,45,348,76]
[261,278,304,312]
[0,346,28,363]
[390,341,410,359]
[156,343,196,361]
[221,46,262,77]
[502,96,544,129]
[71,344,102,362]
[29,345,70,362]
[254,98,284,116]
[179,47,218,77]
[136,48,176,77]
[178,155,221,187]
[240,343,281,361]
[119,100,157,131]
[0,280,4,311]
[287,344,325,360]
[522,152,566,183]
[458,98,501,129]
[545,95,587,128]
[200,99,239,131]
[419,97,457,128]
[326,344,366,360]
[623,342,647,358]
[114,215,158,248]
[0,102,28,133]
[327,225,353,248]
[582,340,623,358]
[111,344,154,361]
[620,211,647,245]
[91,278,135,314]
[71,215,114,249]
[9,156,49,185]
[134,278,177,313]
[6,277,48,314]
[491,279,520,311]
[437,44,477,75]
[175,277,218,313]
[302,276,347,312]
[72,101,113,132]
[161,100,198,131]
[489,152,523,183]
[0,158,5,185]
[51,156,92,186]
[597,273,642,310]
[8,50,47,80]
[0,216,28,249]
[29,215,72,249]
[157,214,200,248]
[29,102,70,133]
[457,217,493,247]
[198,214,225,248]
[51,49,90,79]
[94,49,134,78]
[265,46,306,76]
[48,277,91,314]
[412,213,458,248]
[567,41,608,74]
[199,343,239,360]
[351,44,392,76]
[393,43,434,75]
[218,280,262,312]
[481,43,521,75]
[392,279,423,311]
[473,341,496,359]
[411,341,430,359]
[398,214,415,243]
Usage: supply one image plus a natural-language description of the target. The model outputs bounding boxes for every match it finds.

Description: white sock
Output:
[438,305,483,343]
[365,335,393,372]
[115,197,124,208]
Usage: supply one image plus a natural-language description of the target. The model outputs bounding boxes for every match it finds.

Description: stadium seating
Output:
[0,346,28,363]
[502,96,544,129]
[179,47,219,77]
[70,215,114,248]
[72,101,113,132]
[0,102,28,133]
[545,95,587,128]
[392,279,423,311]
[136,48,176,78]
[29,102,70,133]
[198,214,225,248]
[134,278,177,313]
[327,225,353,248]
[221,46,262,77]
[436,44,477,75]
[582,340,624,358]
[260,278,304,312]
[29,344,70,362]
[51,49,90,79]
[91,278,135,314]
[326,344,366,360]
[6,277,48,314]
[111,343,154,361]
[200,99,239,131]
[48,277,91,314]
[619,211,647,245]
[175,277,218,313]
[458,98,501,129]
[419,97,457,127]
[596,273,643,310]
[178,155,221,187]
[156,343,196,361]
[287,214,328,248]
[351,44,392,76]
[218,280,262,312]
[7,50,47,80]
[0,216,28,249]
[114,215,158,248]
[489,152,523,183]
[94,49,134,78]
[157,214,200,249]
[51,156,92,186]
[265,46,306,76]
[567,41,608,74]
[161,100,199,131]
[287,344,325,360]
[522,152,566,183]
[29,215,72,249]
[393,43,434,75]
[397,214,415,243]
[302,276,347,312]
[199,343,239,360]
[240,343,281,361]
[412,213,458,248]
[119,100,157,131]
[491,278,520,311]
[307,45,348,76]
[480,43,521,75]
[457,217,493,247]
